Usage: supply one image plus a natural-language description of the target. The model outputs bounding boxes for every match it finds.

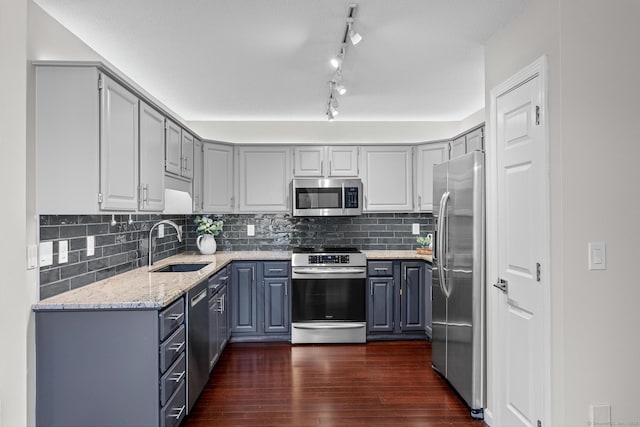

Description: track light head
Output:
[335,83,346,95]
[349,29,362,45]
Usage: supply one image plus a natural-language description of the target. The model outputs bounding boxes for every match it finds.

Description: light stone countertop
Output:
[33,250,431,311]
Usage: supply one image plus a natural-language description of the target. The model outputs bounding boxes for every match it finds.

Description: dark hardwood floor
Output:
[185,340,485,427]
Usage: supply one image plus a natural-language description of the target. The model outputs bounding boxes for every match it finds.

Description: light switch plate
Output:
[27,244,38,269]
[39,241,53,267]
[158,224,165,238]
[247,224,255,237]
[412,223,420,235]
[58,240,69,264]
[590,403,611,427]
[588,241,606,270]
[87,236,95,257]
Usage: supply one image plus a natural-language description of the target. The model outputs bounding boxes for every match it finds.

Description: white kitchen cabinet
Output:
[293,146,359,177]
[181,131,194,179]
[449,126,484,159]
[416,142,449,212]
[139,102,165,211]
[165,120,193,180]
[361,146,413,212]
[192,138,203,212]
[36,66,144,213]
[237,146,292,212]
[203,143,234,213]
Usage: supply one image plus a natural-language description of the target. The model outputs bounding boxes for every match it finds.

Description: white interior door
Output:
[491,59,549,427]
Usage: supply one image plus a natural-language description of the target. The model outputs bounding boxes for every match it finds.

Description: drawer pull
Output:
[168,341,185,353]
[268,268,284,272]
[169,370,185,383]
[167,313,184,321]
[220,276,229,281]
[169,405,186,419]
[374,268,388,271]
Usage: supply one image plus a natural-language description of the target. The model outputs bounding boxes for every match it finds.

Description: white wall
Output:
[0,0,35,426]
[486,1,640,426]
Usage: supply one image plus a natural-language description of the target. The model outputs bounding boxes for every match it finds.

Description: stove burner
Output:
[293,246,360,254]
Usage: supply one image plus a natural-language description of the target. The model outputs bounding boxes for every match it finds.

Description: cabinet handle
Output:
[329,159,332,174]
[268,268,284,272]
[143,184,149,204]
[321,159,324,176]
[370,283,373,296]
[169,405,186,419]
[169,370,185,383]
[217,295,225,313]
[220,276,229,281]
[167,313,184,322]
[374,267,388,272]
[284,284,288,297]
[169,341,185,353]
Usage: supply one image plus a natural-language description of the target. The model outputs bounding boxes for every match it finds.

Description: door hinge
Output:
[535,106,541,125]
[536,262,541,282]
[97,192,103,203]
[537,420,542,427]
[399,288,402,296]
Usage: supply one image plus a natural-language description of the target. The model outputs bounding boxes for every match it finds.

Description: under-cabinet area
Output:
[33,251,431,426]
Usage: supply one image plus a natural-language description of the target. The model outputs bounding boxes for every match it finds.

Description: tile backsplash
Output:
[39,212,433,299]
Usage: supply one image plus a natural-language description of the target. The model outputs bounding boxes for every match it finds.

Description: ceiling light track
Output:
[326,3,361,121]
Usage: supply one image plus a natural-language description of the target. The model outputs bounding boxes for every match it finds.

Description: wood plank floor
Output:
[185,340,485,427]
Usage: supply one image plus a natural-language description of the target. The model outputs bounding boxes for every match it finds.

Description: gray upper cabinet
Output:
[35,66,144,213]
[450,126,484,159]
[202,142,234,213]
[165,120,182,176]
[361,146,413,212]
[416,142,449,212]
[139,102,165,212]
[192,138,203,212]
[237,146,292,212]
[181,131,194,179]
[293,145,359,177]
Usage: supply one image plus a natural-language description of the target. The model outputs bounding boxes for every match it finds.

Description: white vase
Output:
[196,234,217,255]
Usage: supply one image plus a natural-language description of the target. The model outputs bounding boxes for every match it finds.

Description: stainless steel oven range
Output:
[291,246,367,344]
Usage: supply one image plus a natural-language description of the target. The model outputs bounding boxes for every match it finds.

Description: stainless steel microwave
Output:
[291,178,363,216]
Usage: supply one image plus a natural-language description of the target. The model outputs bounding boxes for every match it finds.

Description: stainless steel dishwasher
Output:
[186,279,209,412]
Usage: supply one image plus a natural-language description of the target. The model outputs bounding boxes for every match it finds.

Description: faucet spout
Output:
[148,220,183,269]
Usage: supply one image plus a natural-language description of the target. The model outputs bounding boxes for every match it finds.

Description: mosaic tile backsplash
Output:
[39,212,433,298]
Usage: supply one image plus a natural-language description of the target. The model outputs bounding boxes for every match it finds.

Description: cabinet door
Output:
[416,142,449,212]
[208,295,220,371]
[139,102,165,211]
[424,264,432,339]
[328,146,359,177]
[368,277,394,332]
[218,285,228,352]
[465,127,484,152]
[181,131,194,179]
[165,120,182,176]
[450,135,466,159]
[99,74,139,211]
[293,146,324,177]
[237,146,292,212]
[362,146,413,212]
[401,262,426,331]
[203,143,234,213]
[263,278,290,333]
[230,262,257,333]
[192,139,203,212]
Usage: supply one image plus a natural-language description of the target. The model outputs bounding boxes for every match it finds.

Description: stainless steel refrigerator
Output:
[432,150,485,419]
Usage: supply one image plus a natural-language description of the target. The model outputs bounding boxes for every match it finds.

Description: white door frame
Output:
[486,55,551,427]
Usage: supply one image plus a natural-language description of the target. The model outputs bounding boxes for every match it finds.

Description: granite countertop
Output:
[33,250,431,312]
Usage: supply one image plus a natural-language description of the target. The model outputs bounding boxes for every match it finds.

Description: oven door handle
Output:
[293,323,366,330]
[292,268,367,274]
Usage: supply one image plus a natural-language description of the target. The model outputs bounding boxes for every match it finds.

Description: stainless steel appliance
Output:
[432,150,486,419]
[186,279,209,412]
[291,246,367,343]
[291,178,362,217]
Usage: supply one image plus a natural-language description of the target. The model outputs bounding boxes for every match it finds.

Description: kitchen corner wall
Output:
[38,212,433,299]
[38,214,186,299]
[184,213,434,252]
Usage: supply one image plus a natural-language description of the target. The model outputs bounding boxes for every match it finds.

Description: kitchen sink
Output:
[152,263,210,273]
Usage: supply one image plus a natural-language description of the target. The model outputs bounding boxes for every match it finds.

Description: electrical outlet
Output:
[590,403,611,427]
[588,242,606,270]
[158,224,165,238]
[39,241,53,267]
[87,236,95,257]
[412,223,420,235]
[58,240,69,264]
[247,224,255,236]
[27,244,38,269]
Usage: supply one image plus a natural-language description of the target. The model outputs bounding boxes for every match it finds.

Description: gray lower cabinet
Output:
[367,260,431,339]
[230,261,291,341]
[209,266,230,371]
[35,297,187,427]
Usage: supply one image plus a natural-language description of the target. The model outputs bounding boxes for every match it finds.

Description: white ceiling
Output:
[34,0,527,122]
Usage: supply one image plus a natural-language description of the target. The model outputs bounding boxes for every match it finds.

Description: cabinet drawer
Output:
[159,298,185,342]
[368,261,393,276]
[263,261,289,277]
[208,268,230,299]
[160,380,186,427]
[160,352,186,406]
[160,324,186,373]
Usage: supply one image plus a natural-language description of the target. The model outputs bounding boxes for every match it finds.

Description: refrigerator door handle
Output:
[437,191,451,298]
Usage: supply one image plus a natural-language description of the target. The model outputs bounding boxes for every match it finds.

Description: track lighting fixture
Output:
[324,4,361,120]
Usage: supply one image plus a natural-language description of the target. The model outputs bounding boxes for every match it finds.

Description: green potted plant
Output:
[194,215,223,254]
[416,233,432,254]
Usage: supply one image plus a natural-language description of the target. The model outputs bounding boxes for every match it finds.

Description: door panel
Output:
[431,161,448,374]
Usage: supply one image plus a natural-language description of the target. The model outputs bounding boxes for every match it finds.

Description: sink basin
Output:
[153,263,210,273]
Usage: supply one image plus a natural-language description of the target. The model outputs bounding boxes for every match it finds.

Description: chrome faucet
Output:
[148,220,183,269]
